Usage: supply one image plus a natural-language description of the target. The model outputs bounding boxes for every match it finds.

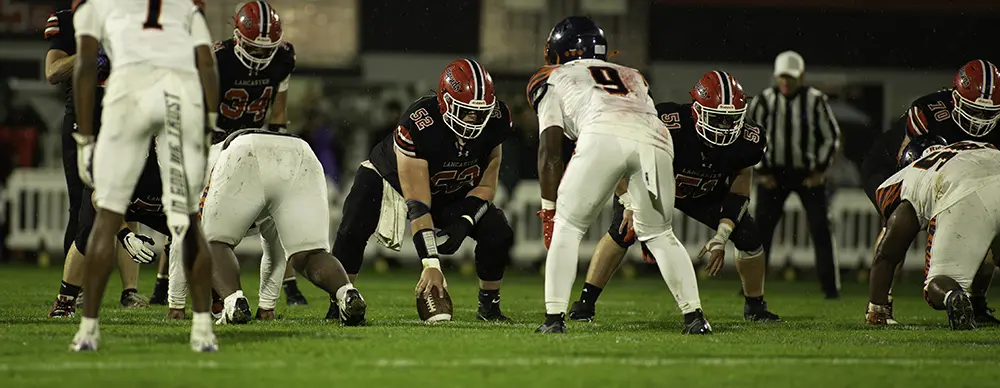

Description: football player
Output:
[566,72,782,323]
[44,4,150,316]
[201,129,367,326]
[332,58,514,322]
[531,17,708,334]
[867,136,1000,330]
[161,1,306,318]
[860,60,1000,325]
[70,0,219,352]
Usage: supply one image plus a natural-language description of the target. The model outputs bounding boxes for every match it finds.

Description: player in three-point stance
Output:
[531,16,709,334]
[860,60,1000,325]
[867,136,1000,330]
[332,58,515,322]
[565,72,782,323]
[70,0,220,352]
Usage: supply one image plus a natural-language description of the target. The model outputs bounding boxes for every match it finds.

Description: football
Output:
[416,288,453,323]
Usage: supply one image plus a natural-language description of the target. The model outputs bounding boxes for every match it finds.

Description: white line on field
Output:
[0,357,995,372]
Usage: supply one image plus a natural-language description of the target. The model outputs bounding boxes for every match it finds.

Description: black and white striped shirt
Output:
[747,86,841,172]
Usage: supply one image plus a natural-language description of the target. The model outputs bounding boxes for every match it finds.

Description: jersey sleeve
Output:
[278,43,296,92]
[536,86,564,132]
[874,180,903,221]
[189,10,212,48]
[73,1,103,41]
[394,100,435,159]
[904,104,932,138]
[526,65,558,112]
[735,120,767,169]
[45,12,74,52]
[491,101,514,146]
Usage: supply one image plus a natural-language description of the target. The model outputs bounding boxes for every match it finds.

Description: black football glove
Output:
[435,197,489,255]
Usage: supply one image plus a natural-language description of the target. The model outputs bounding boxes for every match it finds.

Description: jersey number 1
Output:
[143,0,163,29]
[588,66,629,96]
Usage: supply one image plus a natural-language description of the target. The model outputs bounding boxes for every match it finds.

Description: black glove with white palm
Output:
[117,228,157,264]
[435,197,489,255]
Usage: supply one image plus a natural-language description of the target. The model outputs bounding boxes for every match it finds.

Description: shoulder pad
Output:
[492,100,513,130]
[212,40,227,53]
[655,102,684,117]
[526,65,559,111]
[44,10,72,40]
[279,42,296,72]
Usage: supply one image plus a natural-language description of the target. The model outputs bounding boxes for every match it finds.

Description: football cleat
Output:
[535,313,566,333]
[120,289,149,308]
[743,301,781,322]
[866,303,891,326]
[884,300,899,325]
[944,291,977,331]
[325,299,340,320]
[682,309,713,334]
[211,293,224,320]
[476,299,511,323]
[149,280,168,305]
[284,281,308,306]
[971,298,1000,326]
[49,295,77,318]
[567,301,595,322]
[339,289,367,326]
[255,308,276,321]
[216,297,252,325]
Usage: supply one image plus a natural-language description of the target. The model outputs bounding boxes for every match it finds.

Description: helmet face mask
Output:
[952,90,1000,137]
[951,60,1000,137]
[233,1,283,72]
[693,103,745,146]
[442,93,493,139]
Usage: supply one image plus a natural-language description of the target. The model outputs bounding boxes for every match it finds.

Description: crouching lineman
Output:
[332,59,514,322]
[860,59,1000,325]
[532,17,709,334]
[867,136,1000,330]
[566,71,781,323]
[201,129,367,326]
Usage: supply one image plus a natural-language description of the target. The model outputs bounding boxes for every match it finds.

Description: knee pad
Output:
[735,247,764,261]
[730,215,764,253]
[607,199,636,248]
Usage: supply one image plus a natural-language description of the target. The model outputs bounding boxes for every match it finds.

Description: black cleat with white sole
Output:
[339,289,367,326]
[230,298,253,324]
[476,299,511,322]
[568,301,595,322]
[743,300,782,322]
[682,309,712,334]
[945,291,976,331]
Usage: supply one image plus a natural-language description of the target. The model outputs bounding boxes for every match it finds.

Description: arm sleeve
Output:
[536,86,564,133]
[189,11,213,48]
[73,2,103,42]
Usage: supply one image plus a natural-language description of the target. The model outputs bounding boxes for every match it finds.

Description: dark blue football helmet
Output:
[898,134,947,168]
[545,16,608,65]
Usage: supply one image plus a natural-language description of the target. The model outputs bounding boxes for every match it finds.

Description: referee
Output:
[747,51,842,299]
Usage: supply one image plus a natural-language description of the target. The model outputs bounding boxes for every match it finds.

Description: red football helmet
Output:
[233,1,283,71]
[438,59,496,139]
[952,60,1000,137]
[690,71,747,146]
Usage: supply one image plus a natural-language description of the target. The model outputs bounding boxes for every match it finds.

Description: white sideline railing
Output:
[1,168,930,270]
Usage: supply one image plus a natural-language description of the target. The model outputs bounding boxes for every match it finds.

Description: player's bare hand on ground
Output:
[415,267,447,299]
[166,308,186,320]
[699,240,725,276]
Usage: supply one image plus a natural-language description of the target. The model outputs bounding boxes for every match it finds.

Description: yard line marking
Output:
[1,357,996,372]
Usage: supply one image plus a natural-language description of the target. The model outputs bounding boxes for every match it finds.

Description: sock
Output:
[745,295,765,306]
[59,281,82,299]
[645,231,703,314]
[192,312,213,333]
[544,220,586,315]
[154,277,168,291]
[283,278,299,291]
[79,317,99,336]
[335,283,355,303]
[580,283,603,306]
[478,289,500,308]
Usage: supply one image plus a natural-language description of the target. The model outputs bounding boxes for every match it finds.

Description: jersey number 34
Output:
[221,86,274,123]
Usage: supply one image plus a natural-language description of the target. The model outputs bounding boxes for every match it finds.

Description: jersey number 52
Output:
[220,86,274,123]
[431,166,480,195]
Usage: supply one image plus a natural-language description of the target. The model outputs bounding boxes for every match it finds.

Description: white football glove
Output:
[72,132,95,188]
[118,229,157,264]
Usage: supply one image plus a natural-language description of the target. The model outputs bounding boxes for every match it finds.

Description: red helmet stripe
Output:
[257,1,270,39]
[464,59,486,101]
[714,70,732,105]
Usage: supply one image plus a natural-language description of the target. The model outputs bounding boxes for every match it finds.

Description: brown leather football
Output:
[416,288,453,323]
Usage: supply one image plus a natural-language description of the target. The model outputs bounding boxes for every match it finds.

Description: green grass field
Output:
[1,264,998,388]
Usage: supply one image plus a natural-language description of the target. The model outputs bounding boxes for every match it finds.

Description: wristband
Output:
[712,223,734,243]
[116,227,132,242]
[720,193,749,225]
[406,200,431,221]
[617,192,634,210]
[422,258,441,269]
[541,199,556,210]
[412,228,439,259]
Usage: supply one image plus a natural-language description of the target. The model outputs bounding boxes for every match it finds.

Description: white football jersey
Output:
[531,59,662,143]
[74,0,212,73]
[877,141,1000,226]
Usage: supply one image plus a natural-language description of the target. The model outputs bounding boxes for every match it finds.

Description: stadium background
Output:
[0,0,997,277]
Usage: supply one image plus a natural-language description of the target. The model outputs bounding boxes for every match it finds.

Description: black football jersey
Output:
[214,39,296,132]
[368,95,513,206]
[878,89,1000,171]
[655,102,766,205]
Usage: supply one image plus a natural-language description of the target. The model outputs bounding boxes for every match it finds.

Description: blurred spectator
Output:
[371,100,403,149]
[499,101,536,193]
[301,108,344,185]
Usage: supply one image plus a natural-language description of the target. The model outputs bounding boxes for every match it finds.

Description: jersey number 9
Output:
[588,66,629,96]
